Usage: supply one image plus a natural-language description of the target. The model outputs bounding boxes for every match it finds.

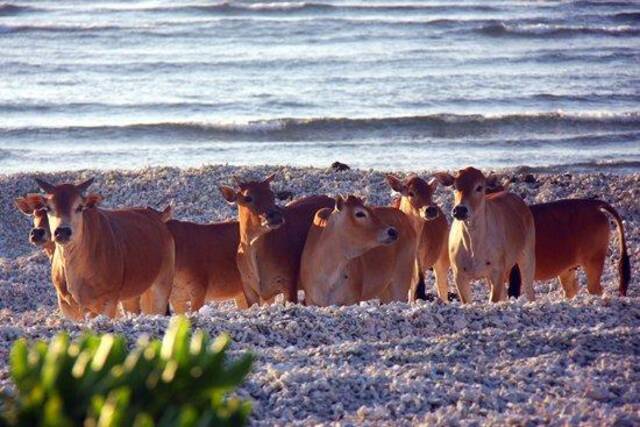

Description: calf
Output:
[435,167,536,303]
[387,175,450,302]
[300,195,419,306]
[33,178,175,318]
[166,219,246,312]
[14,194,84,320]
[528,199,630,298]
[219,174,334,306]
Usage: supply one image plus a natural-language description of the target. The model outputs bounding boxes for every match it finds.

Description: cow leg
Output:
[518,232,537,302]
[57,293,85,321]
[558,269,579,299]
[453,272,472,304]
[433,256,450,303]
[234,293,249,309]
[121,297,141,314]
[488,270,507,303]
[189,285,207,312]
[242,283,260,308]
[585,252,606,295]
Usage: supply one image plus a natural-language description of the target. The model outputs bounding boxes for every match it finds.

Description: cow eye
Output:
[244,195,253,203]
[355,211,366,218]
[408,191,415,197]
[76,205,84,213]
[476,185,483,192]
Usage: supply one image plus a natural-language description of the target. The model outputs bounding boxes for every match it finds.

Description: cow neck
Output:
[457,202,490,259]
[397,196,424,236]
[311,214,363,286]
[237,205,269,248]
[57,209,111,271]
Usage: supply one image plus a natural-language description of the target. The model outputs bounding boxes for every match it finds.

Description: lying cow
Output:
[300,195,419,306]
[435,167,536,303]
[165,218,246,312]
[32,178,175,318]
[219,174,334,306]
[387,175,451,302]
[15,194,85,320]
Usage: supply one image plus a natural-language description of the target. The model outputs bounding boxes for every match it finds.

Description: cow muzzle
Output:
[262,210,284,230]
[379,227,398,245]
[452,205,469,221]
[29,228,47,245]
[423,205,439,221]
[54,226,72,244]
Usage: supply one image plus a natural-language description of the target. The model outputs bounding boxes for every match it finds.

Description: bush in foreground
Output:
[1,316,253,427]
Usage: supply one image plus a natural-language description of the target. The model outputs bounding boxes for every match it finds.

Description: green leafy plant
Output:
[1,316,253,427]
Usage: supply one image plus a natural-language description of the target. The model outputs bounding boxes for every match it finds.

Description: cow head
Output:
[15,194,51,246]
[219,174,285,233]
[386,174,441,221]
[33,177,103,245]
[332,195,398,256]
[434,167,498,221]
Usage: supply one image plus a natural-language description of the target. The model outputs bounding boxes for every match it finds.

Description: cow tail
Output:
[597,201,631,296]
[508,264,521,298]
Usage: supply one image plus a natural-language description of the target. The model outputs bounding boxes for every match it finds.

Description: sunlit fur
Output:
[436,167,536,304]
[300,195,419,306]
[219,175,334,306]
[34,178,175,318]
[387,175,450,302]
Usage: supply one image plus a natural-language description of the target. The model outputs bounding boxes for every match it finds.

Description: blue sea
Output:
[1,0,639,173]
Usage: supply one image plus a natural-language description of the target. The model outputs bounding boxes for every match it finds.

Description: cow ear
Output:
[263,173,276,184]
[76,178,95,194]
[335,195,345,211]
[35,178,56,194]
[433,172,454,187]
[14,197,32,215]
[84,193,103,208]
[427,177,439,193]
[219,186,237,203]
[385,174,405,194]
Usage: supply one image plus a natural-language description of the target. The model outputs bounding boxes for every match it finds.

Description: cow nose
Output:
[424,206,438,220]
[30,228,45,241]
[54,227,72,242]
[386,227,398,241]
[452,205,468,220]
[266,210,283,225]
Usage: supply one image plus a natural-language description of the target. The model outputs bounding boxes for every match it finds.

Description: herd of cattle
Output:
[13,167,631,320]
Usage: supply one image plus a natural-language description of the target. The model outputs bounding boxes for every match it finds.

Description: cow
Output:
[219,174,334,306]
[300,195,419,306]
[14,194,85,320]
[386,175,451,302]
[32,178,175,318]
[435,167,536,303]
[525,199,630,298]
[165,219,246,312]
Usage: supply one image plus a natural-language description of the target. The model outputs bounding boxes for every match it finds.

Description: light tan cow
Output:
[166,219,247,312]
[300,195,419,306]
[33,178,175,318]
[219,174,334,306]
[387,175,450,302]
[14,194,85,320]
[435,167,536,303]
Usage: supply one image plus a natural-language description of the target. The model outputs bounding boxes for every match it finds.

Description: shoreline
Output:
[1,164,638,425]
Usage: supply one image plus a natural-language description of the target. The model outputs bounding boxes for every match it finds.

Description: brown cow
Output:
[435,167,536,303]
[219,174,334,306]
[166,219,246,312]
[300,195,419,306]
[32,178,175,318]
[528,199,630,298]
[386,175,450,302]
[14,195,85,320]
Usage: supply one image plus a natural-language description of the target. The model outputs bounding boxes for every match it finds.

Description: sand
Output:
[0,165,638,425]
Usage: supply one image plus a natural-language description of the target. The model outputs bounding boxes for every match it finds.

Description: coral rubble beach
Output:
[0,165,639,425]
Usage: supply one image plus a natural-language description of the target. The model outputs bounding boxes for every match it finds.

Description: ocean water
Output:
[1,0,639,173]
